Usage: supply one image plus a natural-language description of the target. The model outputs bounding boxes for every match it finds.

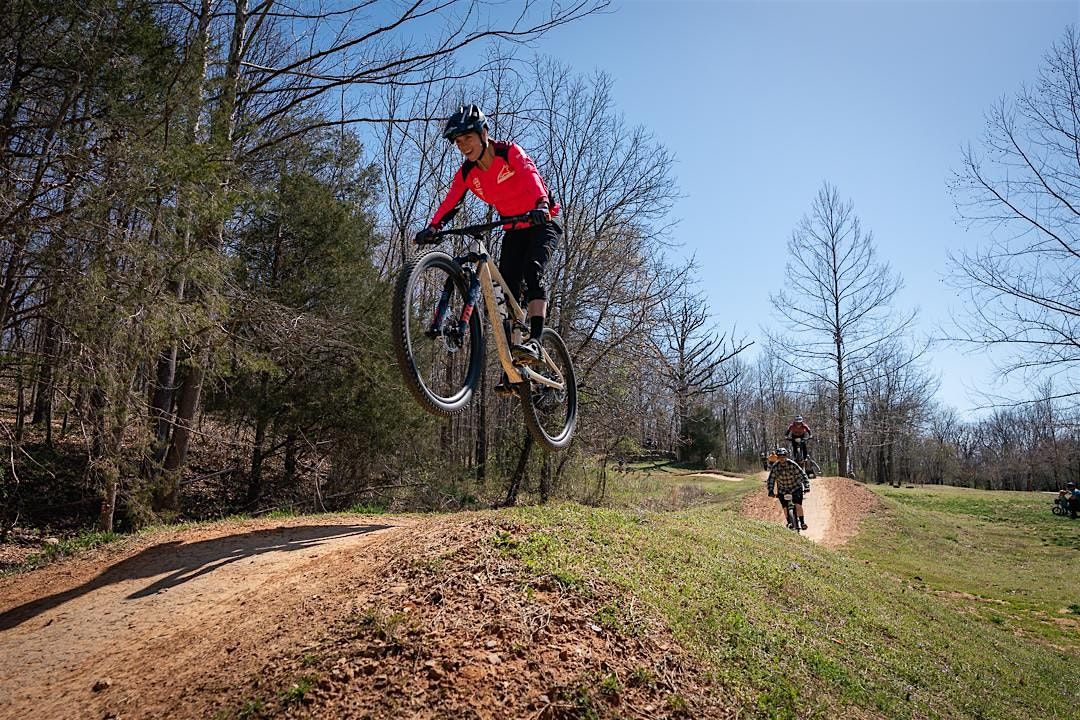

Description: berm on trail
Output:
[0,515,733,719]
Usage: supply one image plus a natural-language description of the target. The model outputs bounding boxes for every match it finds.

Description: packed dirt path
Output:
[0,516,411,720]
[740,474,882,548]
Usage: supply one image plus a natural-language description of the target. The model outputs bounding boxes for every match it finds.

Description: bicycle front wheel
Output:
[517,328,578,450]
[392,251,484,416]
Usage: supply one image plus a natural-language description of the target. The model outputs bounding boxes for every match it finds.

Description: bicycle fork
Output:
[428,272,482,347]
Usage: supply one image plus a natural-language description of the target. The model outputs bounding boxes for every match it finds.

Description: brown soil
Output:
[740,475,883,548]
[684,471,745,481]
[0,514,733,720]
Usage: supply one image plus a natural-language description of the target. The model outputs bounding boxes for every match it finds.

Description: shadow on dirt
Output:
[0,523,390,631]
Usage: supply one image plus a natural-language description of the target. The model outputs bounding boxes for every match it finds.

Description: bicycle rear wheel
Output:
[517,328,577,450]
[392,251,484,416]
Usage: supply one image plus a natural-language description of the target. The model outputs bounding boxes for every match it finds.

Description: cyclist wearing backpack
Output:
[785,415,813,463]
[415,105,560,394]
[767,447,811,530]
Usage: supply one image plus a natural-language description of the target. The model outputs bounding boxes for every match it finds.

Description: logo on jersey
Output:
[472,177,485,198]
[497,164,515,184]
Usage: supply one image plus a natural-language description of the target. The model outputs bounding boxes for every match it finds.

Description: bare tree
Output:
[850,339,936,485]
[650,287,751,460]
[768,182,917,476]
[949,25,1080,405]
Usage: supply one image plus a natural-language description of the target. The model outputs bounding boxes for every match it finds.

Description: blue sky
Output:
[528,0,1079,416]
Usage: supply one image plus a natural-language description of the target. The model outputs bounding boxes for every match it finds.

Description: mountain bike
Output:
[801,456,821,479]
[791,437,820,478]
[392,215,577,451]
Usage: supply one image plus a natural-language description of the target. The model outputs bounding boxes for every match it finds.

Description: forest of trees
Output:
[2,3,1078,536]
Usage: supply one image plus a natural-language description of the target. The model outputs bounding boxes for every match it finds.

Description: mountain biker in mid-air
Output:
[414,104,561,395]
[767,447,811,530]
[786,414,813,463]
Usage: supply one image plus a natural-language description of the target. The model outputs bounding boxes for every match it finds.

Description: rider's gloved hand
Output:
[803,483,811,493]
[414,225,439,245]
[527,208,549,226]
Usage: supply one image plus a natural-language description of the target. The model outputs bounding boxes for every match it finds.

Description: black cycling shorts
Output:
[777,487,804,506]
[500,221,560,304]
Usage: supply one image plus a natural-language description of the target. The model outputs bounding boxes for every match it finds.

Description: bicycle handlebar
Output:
[433,214,533,238]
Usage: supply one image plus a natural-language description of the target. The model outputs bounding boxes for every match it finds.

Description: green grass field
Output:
[505,477,1080,720]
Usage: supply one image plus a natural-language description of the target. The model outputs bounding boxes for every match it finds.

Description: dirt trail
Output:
[739,474,882,548]
[0,517,411,720]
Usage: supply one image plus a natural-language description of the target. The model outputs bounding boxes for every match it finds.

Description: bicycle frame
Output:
[430,217,566,391]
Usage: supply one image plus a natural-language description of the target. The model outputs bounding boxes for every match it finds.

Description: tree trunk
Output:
[248,417,269,506]
[539,453,551,504]
[476,372,487,487]
[160,358,205,509]
[98,474,118,533]
[14,365,25,443]
[31,314,58,430]
[836,350,849,477]
[283,431,298,485]
[149,343,178,444]
[504,433,533,507]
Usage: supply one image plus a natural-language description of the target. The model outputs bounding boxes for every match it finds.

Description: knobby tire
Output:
[517,328,578,451]
[392,251,484,416]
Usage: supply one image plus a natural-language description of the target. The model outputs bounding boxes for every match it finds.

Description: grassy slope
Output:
[505,475,1080,720]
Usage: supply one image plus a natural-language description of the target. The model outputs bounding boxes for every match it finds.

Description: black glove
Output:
[803,484,811,494]
[414,225,438,245]
[768,490,774,498]
[527,208,549,226]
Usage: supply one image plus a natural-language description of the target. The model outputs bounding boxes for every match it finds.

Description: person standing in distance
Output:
[415,105,561,394]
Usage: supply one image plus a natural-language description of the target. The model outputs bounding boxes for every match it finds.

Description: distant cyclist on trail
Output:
[767,447,811,530]
[785,415,813,463]
[767,447,782,468]
[415,104,561,395]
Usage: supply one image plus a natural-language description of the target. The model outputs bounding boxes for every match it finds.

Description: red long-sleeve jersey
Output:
[786,421,812,439]
[430,141,559,229]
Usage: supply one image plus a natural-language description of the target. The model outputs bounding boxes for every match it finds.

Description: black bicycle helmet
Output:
[443,104,488,142]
